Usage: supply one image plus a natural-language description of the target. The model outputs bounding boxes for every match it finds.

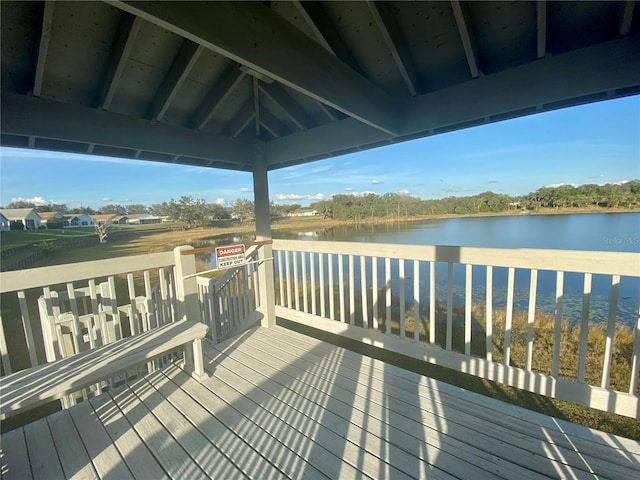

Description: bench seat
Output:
[0,319,208,419]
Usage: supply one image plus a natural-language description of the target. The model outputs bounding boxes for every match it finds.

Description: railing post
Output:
[173,246,202,323]
[253,155,276,328]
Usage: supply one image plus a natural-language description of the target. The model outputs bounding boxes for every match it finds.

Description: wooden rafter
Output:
[33,1,55,97]
[189,63,247,130]
[258,83,313,131]
[537,0,547,59]
[147,40,204,121]
[226,100,255,138]
[115,1,398,135]
[619,1,635,36]
[253,77,260,137]
[451,0,480,78]
[366,1,419,97]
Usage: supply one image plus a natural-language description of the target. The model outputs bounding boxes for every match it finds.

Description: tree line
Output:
[4,180,638,227]
[309,181,640,221]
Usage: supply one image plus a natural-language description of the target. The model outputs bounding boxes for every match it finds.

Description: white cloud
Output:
[546,183,578,188]
[344,187,353,191]
[101,197,112,202]
[240,187,252,193]
[213,197,225,205]
[274,193,325,201]
[443,186,462,193]
[10,196,48,205]
[400,189,411,195]
[371,179,383,185]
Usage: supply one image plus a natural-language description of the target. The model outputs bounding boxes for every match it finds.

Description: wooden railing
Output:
[197,245,261,342]
[272,239,640,418]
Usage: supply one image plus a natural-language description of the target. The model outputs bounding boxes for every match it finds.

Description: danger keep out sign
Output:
[215,244,246,269]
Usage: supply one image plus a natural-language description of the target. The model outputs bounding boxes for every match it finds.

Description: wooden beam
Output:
[258,83,313,130]
[290,0,334,54]
[537,0,546,59]
[619,1,635,36]
[366,1,419,96]
[97,14,143,110]
[225,99,255,138]
[147,40,204,121]
[33,1,55,97]
[189,63,246,130]
[1,93,257,168]
[114,1,398,135]
[259,108,287,138]
[253,77,260,137]
[451,0,480,78]
[267,35,640,167]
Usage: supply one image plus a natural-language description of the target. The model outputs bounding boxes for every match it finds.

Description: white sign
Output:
[215,244,246,269]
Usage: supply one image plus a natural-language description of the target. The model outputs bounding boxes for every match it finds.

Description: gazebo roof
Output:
[1,1,639,172]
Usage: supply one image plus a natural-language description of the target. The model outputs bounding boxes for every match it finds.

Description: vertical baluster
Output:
[504,267,515,367]
[399,259,405,338]
[349,255,355,325]
[293,251,300,311]
[372,257,379,330]
[319,253,326,318]
[158,267,169,326]
[525,269,538,372]
[601,275,620,389]
[66,283,83,353]
[414,260,420,342]
[127,274,139,335]
[446,262,453,350]
[311,253,317,315]
[552,272,564,378]
[107,276,122,338]
[465,265,472,356]
[577,273,592,383]
[0,314,13,374]
[252,263,260,310]
[360,256,368,328]
[285,251,292,308]
[338,254,345,323]
[42,287,63,358]
[429,261,435,345]
[143,271,156,330]
[88,280,104,348]
[629,304,640,395]
[385,257,391,335]
[485,266,493,362]
[277,250,285,306]
[301,252,309,313]
[17,290,38,367]
[328,253,335,321]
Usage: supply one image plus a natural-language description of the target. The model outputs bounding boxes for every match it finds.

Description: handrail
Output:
[272,239,640,418]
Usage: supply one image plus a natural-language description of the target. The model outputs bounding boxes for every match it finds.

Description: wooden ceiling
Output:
[1,1,639,172]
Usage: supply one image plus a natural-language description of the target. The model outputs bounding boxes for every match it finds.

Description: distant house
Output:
[39,211,66,227]
[0,212,10,232]
[289,209,318,217]
[111,215,129,225]
[92,214,117,226]
[127,214,162,225]
[64,213,94,228]
[0,208,42,230]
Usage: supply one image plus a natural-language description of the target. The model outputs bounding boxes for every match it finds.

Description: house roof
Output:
[0,2,638,172]
[0,208,40,219]
[91,214,117,222]
[39,211,64,220]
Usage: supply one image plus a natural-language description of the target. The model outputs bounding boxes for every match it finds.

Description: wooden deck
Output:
[2,325,639,480]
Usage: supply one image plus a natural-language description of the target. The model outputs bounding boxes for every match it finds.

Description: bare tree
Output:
[95,222,110,244]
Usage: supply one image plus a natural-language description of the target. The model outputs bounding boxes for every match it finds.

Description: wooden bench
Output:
[0,319,208,419]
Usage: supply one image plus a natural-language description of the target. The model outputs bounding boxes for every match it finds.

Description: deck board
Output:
[2,325,639,480]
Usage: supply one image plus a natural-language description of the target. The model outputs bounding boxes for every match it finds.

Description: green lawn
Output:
[0,228,95,251]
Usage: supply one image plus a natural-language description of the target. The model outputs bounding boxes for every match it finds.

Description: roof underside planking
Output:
[1,1,639,172]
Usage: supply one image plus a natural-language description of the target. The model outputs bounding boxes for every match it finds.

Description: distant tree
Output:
[127,204,149,214]
[95,222,110,244]
[230,198,254,222]
[98,204,127,215]
[6,200,36,209]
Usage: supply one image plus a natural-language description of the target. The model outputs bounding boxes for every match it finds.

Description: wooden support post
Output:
[173,246,202,323]
[253,155,276,327]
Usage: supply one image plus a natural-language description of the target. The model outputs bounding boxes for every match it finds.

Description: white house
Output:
[0,212,10,232]
[39,211,66,227]
[289,209,318,217]
[127,214,162,225]
[0,208,42,230]
[64,213,94,228]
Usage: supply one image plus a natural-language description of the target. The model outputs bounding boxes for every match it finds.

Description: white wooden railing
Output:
[197,245,261,342]
[272,239,640,418]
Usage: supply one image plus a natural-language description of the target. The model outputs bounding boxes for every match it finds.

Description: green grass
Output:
[0,228,95,251]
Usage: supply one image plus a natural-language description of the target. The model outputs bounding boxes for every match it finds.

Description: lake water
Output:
[202,213,640,325]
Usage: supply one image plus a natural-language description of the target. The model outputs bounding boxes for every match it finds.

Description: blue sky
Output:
[1,95,638,209]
